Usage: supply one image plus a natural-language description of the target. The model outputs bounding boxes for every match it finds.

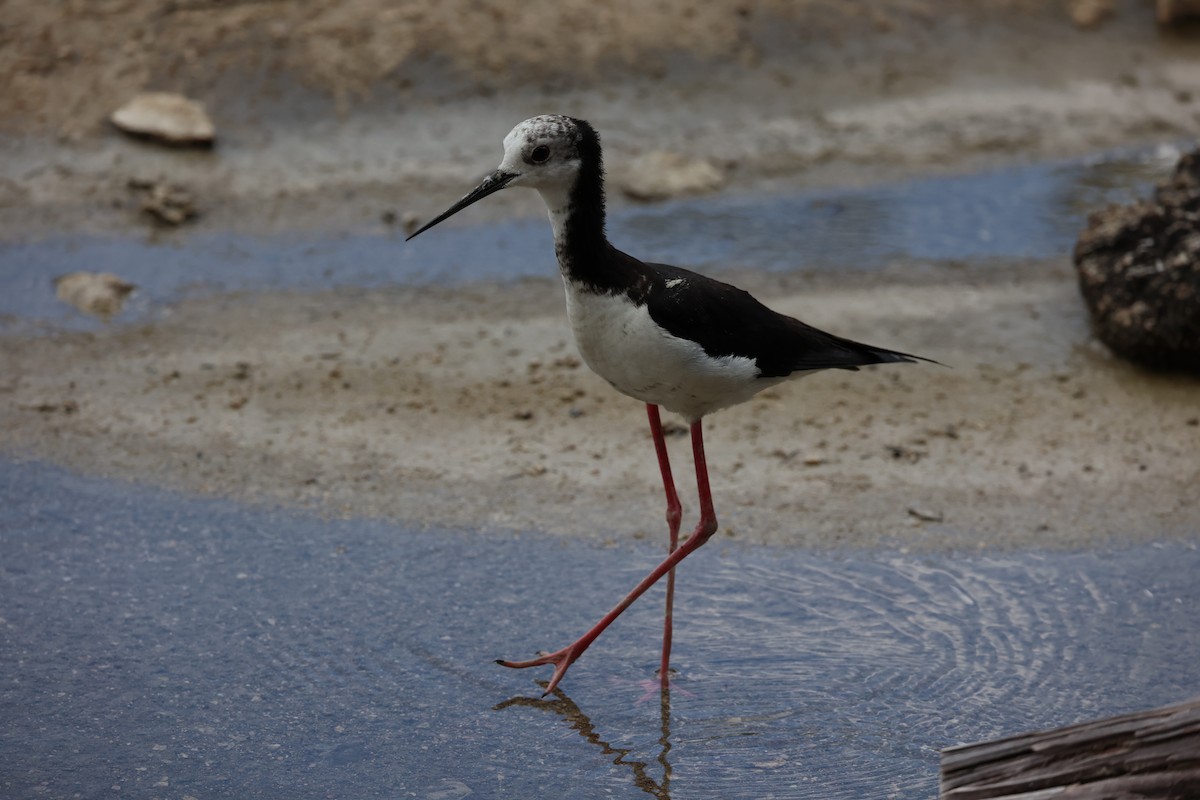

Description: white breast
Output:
[562,280,781,421]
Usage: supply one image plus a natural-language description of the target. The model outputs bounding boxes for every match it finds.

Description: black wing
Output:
[639,261,928,378]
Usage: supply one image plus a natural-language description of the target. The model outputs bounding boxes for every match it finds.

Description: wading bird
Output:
[407,115,930,695]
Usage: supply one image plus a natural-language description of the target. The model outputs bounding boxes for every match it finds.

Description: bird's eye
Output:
[530,145,551,163]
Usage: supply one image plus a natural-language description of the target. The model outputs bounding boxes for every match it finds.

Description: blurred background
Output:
[2,2,1199,799]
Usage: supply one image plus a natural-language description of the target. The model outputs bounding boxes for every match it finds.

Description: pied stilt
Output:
[407,115,933,695]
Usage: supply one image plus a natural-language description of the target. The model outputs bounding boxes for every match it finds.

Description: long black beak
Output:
[405,169,518,241]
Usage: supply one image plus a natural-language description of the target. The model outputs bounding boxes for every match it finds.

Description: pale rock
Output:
[617,151,725,202]
[110,92,216,146]
[54,272,136,321]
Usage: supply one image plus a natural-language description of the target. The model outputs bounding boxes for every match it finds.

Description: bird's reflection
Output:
[495,682,673,799]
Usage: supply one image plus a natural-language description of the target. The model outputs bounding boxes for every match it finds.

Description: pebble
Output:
[617,151,725,201]
[54,271,136,320]
[1066,0,1113,29]
[110,92,216,146]
[136,181,199,226]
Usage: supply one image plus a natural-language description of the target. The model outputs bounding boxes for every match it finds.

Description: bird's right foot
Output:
[496,644,582,696]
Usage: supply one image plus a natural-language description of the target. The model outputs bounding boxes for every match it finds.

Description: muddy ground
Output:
[1,0,1198,551]
[5,0,1200,239]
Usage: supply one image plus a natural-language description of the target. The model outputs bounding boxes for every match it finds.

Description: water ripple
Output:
[2,458,1197,799]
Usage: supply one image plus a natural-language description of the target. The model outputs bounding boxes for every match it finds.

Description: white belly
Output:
[563,283,780,421]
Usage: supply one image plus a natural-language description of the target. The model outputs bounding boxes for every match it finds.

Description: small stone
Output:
[618,151,725,201]
[662,421,689,437]
[54,272,135,321]
[907,506,944,523]
[552,355,581,370]
[401,211,422,236]
[1066,0,1114,29]
[888,444,925,463]
[111,92,216,146]
[134,180,199,226]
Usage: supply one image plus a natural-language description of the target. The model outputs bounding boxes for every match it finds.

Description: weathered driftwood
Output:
[941,697,1200,799]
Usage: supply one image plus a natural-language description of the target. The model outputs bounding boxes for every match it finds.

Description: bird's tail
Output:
[827,334,941,371]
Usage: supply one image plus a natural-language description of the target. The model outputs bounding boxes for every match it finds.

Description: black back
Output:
[639,261,923,377]
[559,118,928,378]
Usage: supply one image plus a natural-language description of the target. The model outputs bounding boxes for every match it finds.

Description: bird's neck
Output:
[538,167,622,293]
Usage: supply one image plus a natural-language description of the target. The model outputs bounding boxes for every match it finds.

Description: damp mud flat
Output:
[2,260,1198,551]
[1,0,1200,550]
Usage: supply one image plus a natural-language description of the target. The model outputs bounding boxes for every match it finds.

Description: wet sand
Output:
[3,262,1198,551]
[2,0,1199,550]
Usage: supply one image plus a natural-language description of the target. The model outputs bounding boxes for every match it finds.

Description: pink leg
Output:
[498,419,718,696]
[646,404,682,687]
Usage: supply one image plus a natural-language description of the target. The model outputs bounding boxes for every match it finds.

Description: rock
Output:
[401,211,422,236]
[129,179,199,226]
[907,506,944,523]
[1158,0,1200,23]
[110,92,216,146]
[1066,0,1114,29]
[1073,148,1200,373]
[617,151,725,202]
[54,272,136,321]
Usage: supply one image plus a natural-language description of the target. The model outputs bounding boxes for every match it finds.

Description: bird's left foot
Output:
[636,670,683,703]
[496,644,582,696]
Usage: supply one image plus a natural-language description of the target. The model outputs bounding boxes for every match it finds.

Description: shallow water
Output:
[0,144,1181,329]
[3,146,1197,798]
[2,458,1197,799]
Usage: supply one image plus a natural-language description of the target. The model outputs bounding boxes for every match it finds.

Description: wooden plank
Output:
[941,697,1200,799]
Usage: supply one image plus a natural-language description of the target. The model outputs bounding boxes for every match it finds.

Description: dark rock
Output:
[1073,149,1200,373]
[129,179,199,226]
[1158,0,1200,24]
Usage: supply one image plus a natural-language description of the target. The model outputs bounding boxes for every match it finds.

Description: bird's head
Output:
[406,115,592,241]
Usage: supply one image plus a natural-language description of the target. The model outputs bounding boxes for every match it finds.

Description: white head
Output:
[497,115,585,191]
[407,115,601,241]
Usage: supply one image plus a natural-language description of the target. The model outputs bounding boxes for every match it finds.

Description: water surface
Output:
[0,144,1181,329]
[2,458,1196,799]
